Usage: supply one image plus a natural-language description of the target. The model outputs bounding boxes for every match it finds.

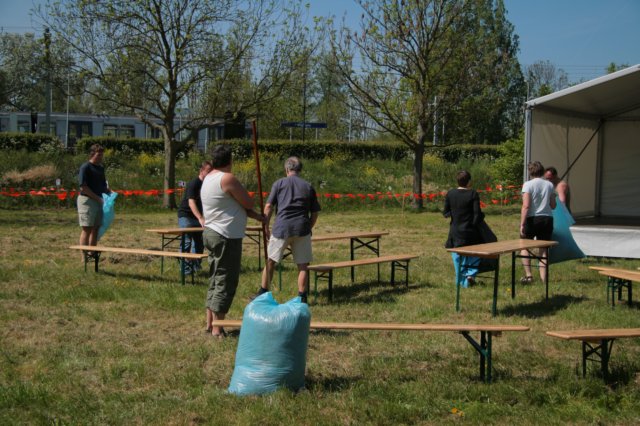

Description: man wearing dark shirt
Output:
[177,161,212,274]
[253,156,320,303]
[77,144,110,248]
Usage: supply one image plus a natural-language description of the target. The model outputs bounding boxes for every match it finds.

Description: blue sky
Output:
[1,0,638,82]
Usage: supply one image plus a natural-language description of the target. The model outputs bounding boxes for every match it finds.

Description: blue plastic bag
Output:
[228,292,311,395]
[549,198,585,264]
[98,192,118,241]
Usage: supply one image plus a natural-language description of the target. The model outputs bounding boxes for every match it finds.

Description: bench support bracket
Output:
[582,339,614,379]
[460,331,493,383]
[606,277,632,308]
[80,250,101,273]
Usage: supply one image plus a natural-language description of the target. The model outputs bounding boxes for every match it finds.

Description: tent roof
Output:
[525,64,640,119]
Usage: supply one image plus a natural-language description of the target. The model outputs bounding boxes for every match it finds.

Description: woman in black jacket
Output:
[443,170,483,288]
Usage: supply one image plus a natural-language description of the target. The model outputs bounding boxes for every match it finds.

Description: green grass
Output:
[1,208,639,425]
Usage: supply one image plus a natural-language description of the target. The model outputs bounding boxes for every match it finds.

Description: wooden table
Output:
[276,231,389,289]
[312,231,390,282]
[146,225,264,270]
[447,239,558,316]
[590,267,640,307]
[546,328,640,379]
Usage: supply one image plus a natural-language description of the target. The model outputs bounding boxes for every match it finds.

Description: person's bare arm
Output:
[556,181,568,205]
[220,173,255,209]
[520,192,531,237]
[220,173,264,224]
[310,211,319,229]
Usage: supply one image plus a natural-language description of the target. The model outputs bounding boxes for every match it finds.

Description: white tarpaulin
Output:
[525,64,640,219]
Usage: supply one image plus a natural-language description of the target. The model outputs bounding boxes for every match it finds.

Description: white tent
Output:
[524,64,640,258]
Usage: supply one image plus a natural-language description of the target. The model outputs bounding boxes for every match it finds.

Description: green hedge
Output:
[216,140,501,162]
[428,144,501,162]
[0,132,63,152]
[0,130,503,162]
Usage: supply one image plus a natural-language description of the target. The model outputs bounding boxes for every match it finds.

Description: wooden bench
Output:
[69,245,208,285]
[546,328,640,379]
[212,319,529,383]
[308,254,419,302]
[589,266,640,307]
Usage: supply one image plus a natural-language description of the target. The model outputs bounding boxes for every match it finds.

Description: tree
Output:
[525,60,569,99]
[39,0,308,208]
[438,1,525,145]
[606,62,630,74]
[0,32,86,116]
[314,50,351,141]
[199,4,316,142]
[331,0,522,208]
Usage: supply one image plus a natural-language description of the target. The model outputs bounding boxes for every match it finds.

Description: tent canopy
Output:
[524,64,640,219]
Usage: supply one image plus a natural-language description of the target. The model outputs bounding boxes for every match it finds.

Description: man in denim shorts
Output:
[253,157,320,303]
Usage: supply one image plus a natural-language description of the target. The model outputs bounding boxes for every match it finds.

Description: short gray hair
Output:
[285,156,302,172]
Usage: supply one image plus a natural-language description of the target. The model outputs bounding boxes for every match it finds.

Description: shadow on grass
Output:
[98,270,206,286]
[305,373,360,392]
[604,362,640,388]
[312,279,431,305]
[498,294,588,318]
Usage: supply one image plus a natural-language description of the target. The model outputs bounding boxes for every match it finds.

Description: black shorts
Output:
[523,216,553,240]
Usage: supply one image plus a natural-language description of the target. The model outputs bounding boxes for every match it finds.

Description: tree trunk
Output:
[411,124,428,210]
[162,131,177,209]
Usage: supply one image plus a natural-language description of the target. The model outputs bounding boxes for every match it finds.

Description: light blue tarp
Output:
[98,192,117,240]
[549,199,585,264]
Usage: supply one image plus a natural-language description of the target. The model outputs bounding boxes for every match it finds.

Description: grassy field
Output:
[1,207,639,425]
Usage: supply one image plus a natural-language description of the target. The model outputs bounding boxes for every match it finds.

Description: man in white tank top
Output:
[201,145,265,338]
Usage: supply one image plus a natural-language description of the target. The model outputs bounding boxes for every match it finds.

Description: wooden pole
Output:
[251,120,269,268]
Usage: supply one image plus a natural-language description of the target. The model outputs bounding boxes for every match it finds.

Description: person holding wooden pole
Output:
[202,144,264,338]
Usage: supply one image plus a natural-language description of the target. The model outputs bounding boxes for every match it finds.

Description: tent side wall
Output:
[527,109,600,218]
[600,119,640,217]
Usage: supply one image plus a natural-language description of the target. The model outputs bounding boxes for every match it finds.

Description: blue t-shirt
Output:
[78,161,108,196]
[267,174,321,239]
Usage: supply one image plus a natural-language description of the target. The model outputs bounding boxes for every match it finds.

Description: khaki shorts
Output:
[77,195,103,227]
[267,234,312,265]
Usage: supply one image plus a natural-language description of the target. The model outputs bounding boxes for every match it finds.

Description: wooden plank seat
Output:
[69,245,207,285]
[212,319,529,383]
[546,328,640,379]
[589,266,640,307]
[308,254,419,302]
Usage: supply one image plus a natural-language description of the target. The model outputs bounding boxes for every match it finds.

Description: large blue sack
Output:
[98,192,118,241]
[549,199,585,264]
[228,292,311,396]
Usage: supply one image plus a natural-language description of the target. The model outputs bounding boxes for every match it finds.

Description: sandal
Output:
[211,327,227,338]
[520,276,533,284]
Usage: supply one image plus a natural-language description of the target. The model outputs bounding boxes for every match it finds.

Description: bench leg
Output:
[180,259,186,286]
[461,331,493,383]
[582,339,614,379]
[82,250,100,273]
[390,260,410,287]
[607,278,632,308]
[313,270,333,302]
[492,263,500,317]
